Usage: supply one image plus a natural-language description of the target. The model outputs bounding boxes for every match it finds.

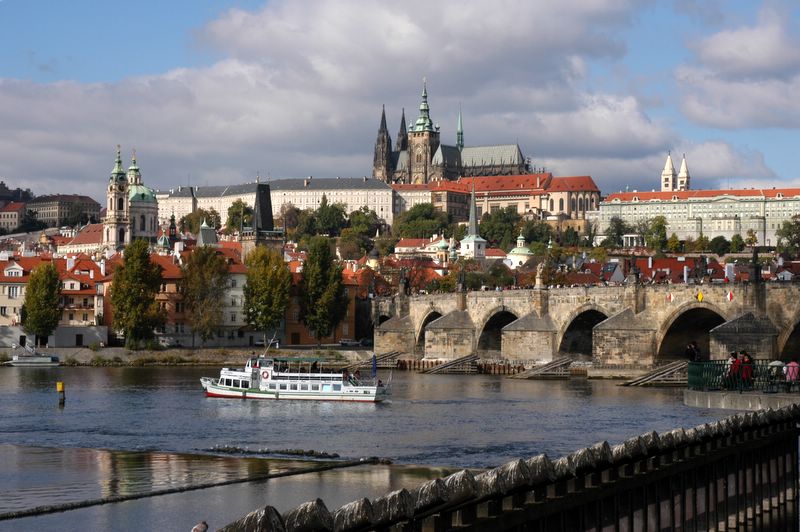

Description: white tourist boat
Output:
[4,344,60,367]
[200,356,389,402]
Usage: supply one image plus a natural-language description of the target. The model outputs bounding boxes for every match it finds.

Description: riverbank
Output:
[0,346,372,367]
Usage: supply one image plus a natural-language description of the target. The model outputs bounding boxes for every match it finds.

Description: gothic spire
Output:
[678,153,690,191]
[412,78,434,132]
[456,105,464,151]
[396,108,408,151]
[379,104,388,132]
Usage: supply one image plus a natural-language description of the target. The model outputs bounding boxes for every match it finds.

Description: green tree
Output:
[110,239,164,348]
[777,215,800,256]
[519,220,553,245]
[316,194,347,236]
[295,209,317,240]
[244,246,291,344]
[181,247,229,345]
[479,207,522,249]
[225,199,254,233]
[561,227,580,247]
[22,262,61,346]
[643,216,668,251]
[180,208,221,234]
[278,203,300,232]
[18,209,47,232]
[690,234,710,252]
[394,203,449,238]
[709,235,731,256]
[730,233,745,253]
[300,236,347,343]
[666,233,682,253]
[601,216,631,248]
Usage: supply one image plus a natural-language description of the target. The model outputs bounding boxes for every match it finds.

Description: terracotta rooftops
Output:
[606,187,800,202]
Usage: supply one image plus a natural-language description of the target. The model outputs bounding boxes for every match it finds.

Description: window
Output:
[231,312,236,323]
[230,279,237,288]
[82,313,88,322]
[8,286,18,299]
[117,197,124,211]
[0,307,6,316]
[68,313,74,321]
[559,198,564,211]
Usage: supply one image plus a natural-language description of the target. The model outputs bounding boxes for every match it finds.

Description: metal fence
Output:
[688,360,800,394]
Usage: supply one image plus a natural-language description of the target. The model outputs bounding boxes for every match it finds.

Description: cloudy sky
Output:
[1,0,799,202]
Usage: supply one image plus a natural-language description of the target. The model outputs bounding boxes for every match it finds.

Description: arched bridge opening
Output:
[416,312,442,356]
[657,307,725,361]
[559,310,608,360]
[477,311,519,356]
[781,321,800,360]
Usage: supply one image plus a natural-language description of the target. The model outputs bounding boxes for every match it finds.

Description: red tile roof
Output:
[546,176,600,193]
[0,202,25,212]
[458,173,551,193]
[65,223,104,246]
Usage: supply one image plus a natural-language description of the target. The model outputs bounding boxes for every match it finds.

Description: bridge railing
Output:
[688,360,800,394]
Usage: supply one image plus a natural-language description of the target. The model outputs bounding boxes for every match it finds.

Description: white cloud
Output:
[678,4,800,128]
[0,0,782,204]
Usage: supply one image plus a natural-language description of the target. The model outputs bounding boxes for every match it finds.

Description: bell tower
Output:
[103,145,130,248]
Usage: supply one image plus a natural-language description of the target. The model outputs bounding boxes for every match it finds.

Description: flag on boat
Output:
[371,354,377,378]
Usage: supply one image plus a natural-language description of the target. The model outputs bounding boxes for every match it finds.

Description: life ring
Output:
[261,370,269,379]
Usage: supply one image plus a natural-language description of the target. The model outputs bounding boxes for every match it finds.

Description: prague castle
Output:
[373,81,527,184]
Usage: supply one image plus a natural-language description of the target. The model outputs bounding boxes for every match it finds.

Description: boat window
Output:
[242,381,249,389]
[311,384,319,391]
[279,384,287,390]
[290,384,298,391]
[233,380,240,388]
[224,379,231,387]
[333,384,341,391]
[269,384,275,390]
[300,384,308,391]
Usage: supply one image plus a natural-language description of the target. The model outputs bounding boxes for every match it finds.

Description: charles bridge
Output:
[372,281,800,365]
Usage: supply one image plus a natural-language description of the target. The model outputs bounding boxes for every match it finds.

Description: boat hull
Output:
[201,379,387,403]
[5,356,60,367]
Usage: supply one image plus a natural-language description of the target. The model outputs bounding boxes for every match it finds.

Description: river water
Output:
[0,366,725,531]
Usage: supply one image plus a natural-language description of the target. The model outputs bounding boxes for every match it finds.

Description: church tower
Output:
[103,146,130,249]
[677,154,690,191]
[661,152,677,192]
[408,79,440,184]
[456,106,464,151]
[372,105,393,182]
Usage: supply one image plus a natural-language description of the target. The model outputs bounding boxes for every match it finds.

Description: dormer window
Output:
[632,196,639,202]
[777,193,784,199]
[672,195,678,200]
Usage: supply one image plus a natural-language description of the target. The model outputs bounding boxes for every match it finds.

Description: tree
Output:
[479,207,522,249]
[690,234,710,252]
[18,209,47,232]
[643,216,668,251]
[519,220,553,245]
[180,208,221,234]
[316,194,347,236]
[709,235,731,256]
[279,203,300,232]
[225,199,253,233]
[745,228,759,247]
[181,247,229,345]
[244,246,291,344]
[22,262,61,346]
[730,233,745,253]
[295,209,317,240]
[394,203,449,238]
[777,216,800,256]
[601,216,631,248]
[299,236,347,343]
[666,233,682,253]
[110,239,164,348]
[561,227,580,247]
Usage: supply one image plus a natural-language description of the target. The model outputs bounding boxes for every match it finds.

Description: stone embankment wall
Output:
[222,406,800,531]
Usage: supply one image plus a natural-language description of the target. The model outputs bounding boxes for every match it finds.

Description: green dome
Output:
[437,238,449,250]
[129,184,157,203]
[509,245,533,256]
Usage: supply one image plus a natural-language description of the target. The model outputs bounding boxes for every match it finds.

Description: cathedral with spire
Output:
[373,80,528,184]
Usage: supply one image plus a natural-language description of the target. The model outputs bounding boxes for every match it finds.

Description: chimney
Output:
[90,270,94,279]
[648,256,653,269]
[683,265,689,284]
[99,259,106,276]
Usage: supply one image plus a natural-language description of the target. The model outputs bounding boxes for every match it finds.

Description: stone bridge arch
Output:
[777,313,800,359]
[415,308,445,355]
[475,306,520,355]
[655,301,730,361]
[556,303,612,360]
